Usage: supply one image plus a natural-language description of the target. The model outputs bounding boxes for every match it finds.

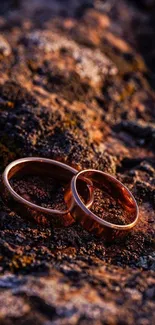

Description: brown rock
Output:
[0,1,154,324]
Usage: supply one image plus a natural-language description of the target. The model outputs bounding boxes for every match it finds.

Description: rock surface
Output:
[0,1,155,324]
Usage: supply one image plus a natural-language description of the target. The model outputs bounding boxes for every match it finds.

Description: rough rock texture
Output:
[0,1,155,324]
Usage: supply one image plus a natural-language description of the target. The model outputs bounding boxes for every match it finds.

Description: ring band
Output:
[0,158,94,227]
[65,169,139,240]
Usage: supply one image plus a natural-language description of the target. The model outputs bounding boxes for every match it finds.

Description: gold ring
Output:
[1,158,94,227]
[65,169,139,240]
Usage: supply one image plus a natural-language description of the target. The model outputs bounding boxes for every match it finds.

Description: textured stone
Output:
[0,0,155,324]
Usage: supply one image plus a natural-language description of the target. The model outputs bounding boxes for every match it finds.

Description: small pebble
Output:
[0,35,11,56]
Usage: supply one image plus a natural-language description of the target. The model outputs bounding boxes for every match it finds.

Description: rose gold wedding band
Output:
[0,158,94,227]
[65,169,139,241]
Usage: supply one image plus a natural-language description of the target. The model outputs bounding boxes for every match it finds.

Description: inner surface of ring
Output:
[76,171,137,226]
[7,161,74,182]
[8,161,93,212]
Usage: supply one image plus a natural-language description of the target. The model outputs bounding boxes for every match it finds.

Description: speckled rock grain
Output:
[0,1,155,324]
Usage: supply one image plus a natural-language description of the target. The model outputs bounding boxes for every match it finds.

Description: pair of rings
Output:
[0,157,139,241]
